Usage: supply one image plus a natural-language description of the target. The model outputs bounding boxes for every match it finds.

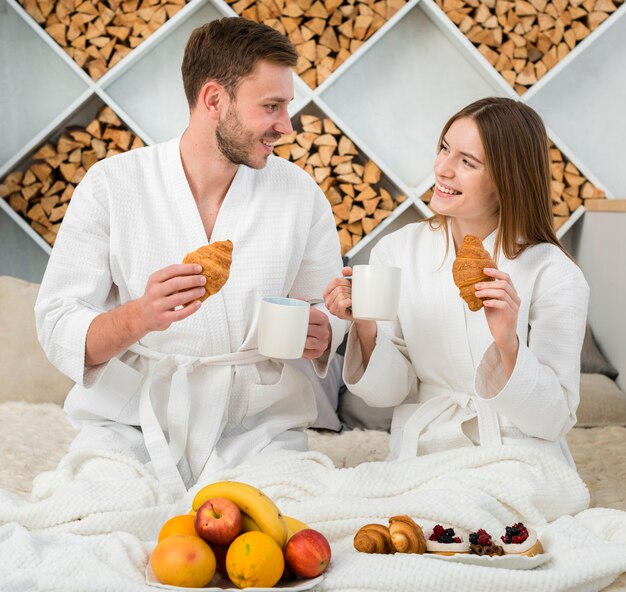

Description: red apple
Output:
[280,562,296,583]
[194,497,242,546]
[284,529,332,578]
[211,544,230,582]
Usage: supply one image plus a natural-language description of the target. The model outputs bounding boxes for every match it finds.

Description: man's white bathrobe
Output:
[35,137,345,498]
[344,222,589,467]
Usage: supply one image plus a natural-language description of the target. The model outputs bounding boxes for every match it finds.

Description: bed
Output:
[2,274,626,590]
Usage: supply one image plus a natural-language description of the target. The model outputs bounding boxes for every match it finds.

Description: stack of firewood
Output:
[417,142,606,229]
[418,187,434,205]
[274,113,406,254]
[19,0,188,80]
[226,0,408,88]
[549,142,605,228]
[434,0,622,94]
[0,106,144,246]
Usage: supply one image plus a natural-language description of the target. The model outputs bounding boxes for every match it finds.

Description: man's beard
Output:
[215,104,280,169]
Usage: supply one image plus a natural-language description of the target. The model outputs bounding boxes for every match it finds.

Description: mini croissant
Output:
[353,524,395,554]
[388,515,426,554]
[182,239,233,302]
[452,235,497,312]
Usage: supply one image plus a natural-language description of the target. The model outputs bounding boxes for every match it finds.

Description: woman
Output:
[323,97,589,468]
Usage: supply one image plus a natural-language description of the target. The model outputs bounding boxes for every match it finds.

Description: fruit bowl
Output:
[145,562,324,591]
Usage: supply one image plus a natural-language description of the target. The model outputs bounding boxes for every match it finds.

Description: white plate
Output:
[145,563,324,591]
[425,552,551,570]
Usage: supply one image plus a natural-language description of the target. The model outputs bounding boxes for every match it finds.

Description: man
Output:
[35,17,345,498]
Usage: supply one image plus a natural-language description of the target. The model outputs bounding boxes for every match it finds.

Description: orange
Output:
[150,534,216,588]
[226,531,285,589]
[158,514,198,542]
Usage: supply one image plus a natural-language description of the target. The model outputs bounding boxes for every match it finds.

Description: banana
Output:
[240,513,261,533]
[192,481,288,548]
[284,515,309,535]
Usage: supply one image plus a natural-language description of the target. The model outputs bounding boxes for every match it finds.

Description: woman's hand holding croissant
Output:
[475,267,521,375]
[323,267,354,321]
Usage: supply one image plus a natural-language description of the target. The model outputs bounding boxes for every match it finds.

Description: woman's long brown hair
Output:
[428,97,571,261]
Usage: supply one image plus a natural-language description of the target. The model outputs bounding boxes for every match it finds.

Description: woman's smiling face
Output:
[430,117,500,230]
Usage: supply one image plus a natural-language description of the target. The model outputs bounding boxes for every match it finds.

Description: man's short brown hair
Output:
[181,17,298,108]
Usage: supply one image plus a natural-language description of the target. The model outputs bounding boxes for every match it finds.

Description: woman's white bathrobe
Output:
[344,222,589,467]
[35,137,345,498]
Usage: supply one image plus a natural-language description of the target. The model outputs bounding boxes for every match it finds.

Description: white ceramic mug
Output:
[351,264,402,321]
[257,297,311,359]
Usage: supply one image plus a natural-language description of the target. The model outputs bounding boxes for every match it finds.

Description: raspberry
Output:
[430,525,445,541]
[453,537,461,543]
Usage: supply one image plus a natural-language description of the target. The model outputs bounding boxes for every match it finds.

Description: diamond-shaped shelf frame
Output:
[0,98,145,248]
[225,0,409,88]
[433,0,624,95]
[276,102,409,256]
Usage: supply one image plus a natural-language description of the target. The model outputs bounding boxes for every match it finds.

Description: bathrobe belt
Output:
[397,383,502,459]
[128,344,267,499]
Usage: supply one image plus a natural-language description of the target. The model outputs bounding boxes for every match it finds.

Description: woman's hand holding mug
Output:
[324,266,387,369]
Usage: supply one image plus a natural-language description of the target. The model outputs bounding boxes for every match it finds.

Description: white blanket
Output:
[1,445,626,592]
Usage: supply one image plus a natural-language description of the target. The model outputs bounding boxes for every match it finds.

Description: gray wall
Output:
[0,208,48,283]
[569,211,626,392]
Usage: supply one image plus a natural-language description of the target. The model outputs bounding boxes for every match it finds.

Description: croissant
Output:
[182,239,233,302]
[388,515,426,554]
[353,524,394,554]
[452,235,497,312]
